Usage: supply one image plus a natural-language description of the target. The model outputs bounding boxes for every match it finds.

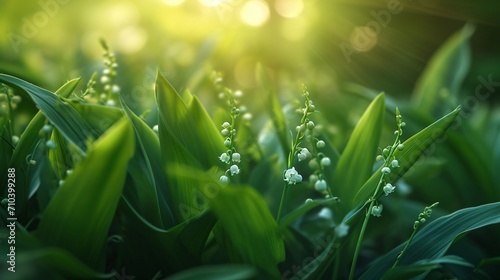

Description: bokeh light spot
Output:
[240,0,270,27]
[117,26,148,54]
[275,0,303,18]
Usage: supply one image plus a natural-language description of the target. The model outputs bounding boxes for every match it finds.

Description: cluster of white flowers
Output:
[214,75,245,185]
[99,41,120,106]
[219,120,242,184]
[371,110,407,217]
[0,87,23,119]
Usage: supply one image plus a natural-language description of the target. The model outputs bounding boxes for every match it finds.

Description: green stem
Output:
[392,225,418,268]
[276,185,289,222]
[349,128,401,279]
[348,174,385,280]
[276,97,309,222]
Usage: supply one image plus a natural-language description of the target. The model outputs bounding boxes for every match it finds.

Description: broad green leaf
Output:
[165,265,256,280]
[333,92,385,208]
[187,95,225,167]
[8,248,112,279]
[353,106,461,206]
[381,255,473,280]
[0,74,96,153]
[156,71,224,222]
[121,98,175,229]
[5,78,83,218]
[289,233,338,280]
[119,198,216,276]
[35,118,134,269]
[359,202,500,280]
[69,102,123,136]
[155,71,223,169]
[209,186,285,278]
[412,24,474,114]
[157,115,201,222]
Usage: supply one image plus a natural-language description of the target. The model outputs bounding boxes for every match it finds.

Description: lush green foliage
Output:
[1,24,499,280]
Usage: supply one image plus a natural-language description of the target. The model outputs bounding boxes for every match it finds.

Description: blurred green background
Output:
[2,0,499,98]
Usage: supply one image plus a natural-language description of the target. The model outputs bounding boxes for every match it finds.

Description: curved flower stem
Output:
[348,110,403,280]
[276,88,311,222]
[348,174,386,280]
[392,226,418,268]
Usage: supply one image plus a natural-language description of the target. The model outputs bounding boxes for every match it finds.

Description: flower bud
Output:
[307,121,315,130]
[46,140,56,149]
[335,223,349,238]
[309,174,319,183]
[220,175,229,184]
[318,207,332,219]
[316,140,325,148]
[308,159,319,169]
[42,124,53,133]
[315,179,327,192]
[320,157,331,167]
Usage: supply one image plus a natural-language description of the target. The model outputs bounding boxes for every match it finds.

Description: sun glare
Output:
[240,0,270,27]
[275,0,303,18]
